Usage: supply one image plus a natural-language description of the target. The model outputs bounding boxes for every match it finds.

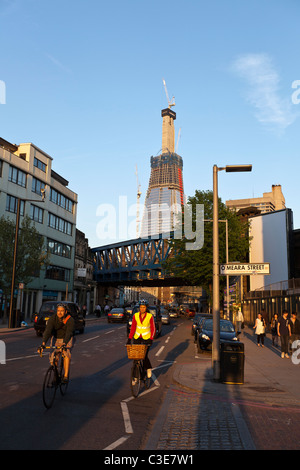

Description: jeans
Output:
[280,335,289,354]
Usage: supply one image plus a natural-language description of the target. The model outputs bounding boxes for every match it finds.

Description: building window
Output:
[45,265,70,282]
[48,212,72,236]
[47,238,72,258]
[30,204,44,224]
[32,176,46,196]
[6,195,25,215]
[8,165,27,188]
[50,188,74,213]
[34,157,46,172]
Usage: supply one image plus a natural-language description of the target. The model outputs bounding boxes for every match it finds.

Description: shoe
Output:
[132,378,138,385]
[61,377,69,384]
[147,369,152,379]
[281,352,285,358]
[285,354,290,358]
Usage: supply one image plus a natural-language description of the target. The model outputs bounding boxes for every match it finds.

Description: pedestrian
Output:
[236,308,244,335]
[261,308,269,333]
[95,304,101,317]
[253,313,266,347]
[289,311,300,355]
[104,304,110,316]
[277,310,291,358]
[270,313,279,347]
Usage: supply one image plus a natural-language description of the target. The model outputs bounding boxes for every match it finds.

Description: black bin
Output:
[220,341,244,384]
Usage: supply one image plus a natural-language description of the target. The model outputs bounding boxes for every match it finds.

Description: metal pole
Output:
[212,165,220,381]
[226,219,230,320]
[8,198,21,328]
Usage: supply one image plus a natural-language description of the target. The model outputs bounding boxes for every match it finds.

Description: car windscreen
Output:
[203,319,235,332]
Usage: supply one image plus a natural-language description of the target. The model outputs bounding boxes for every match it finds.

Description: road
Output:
[0,315,190,450]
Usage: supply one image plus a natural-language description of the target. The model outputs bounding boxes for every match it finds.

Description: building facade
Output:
[0,137,77,319]
[226,184,286,214]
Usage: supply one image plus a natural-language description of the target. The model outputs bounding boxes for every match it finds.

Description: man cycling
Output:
[38,303,75,383]
[128,299,155,379]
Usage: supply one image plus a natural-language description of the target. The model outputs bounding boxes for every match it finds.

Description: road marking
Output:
[103,435,130,450]
[120,401,133,433]
[82,335,100,343]
[155,346,165,357]
[105,330,114,334]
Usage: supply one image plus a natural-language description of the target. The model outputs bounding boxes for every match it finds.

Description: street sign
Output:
[220,263,270,275]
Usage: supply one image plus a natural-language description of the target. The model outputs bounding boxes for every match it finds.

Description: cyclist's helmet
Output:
[139,299,148,305]
[56,303,67,312]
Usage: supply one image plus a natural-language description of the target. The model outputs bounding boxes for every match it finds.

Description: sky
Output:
[1,0,300,248]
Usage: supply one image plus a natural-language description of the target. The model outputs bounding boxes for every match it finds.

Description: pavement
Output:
[2,316,300,450]
[145,325,300,451]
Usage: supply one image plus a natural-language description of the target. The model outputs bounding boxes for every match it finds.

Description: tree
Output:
[163,190,250,305]
[0,215,49,321]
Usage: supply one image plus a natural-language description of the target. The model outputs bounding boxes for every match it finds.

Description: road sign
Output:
[220,263,270,275]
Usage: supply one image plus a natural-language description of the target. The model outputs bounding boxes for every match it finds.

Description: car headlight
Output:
[233,337,238,341]
[201,334,210,341]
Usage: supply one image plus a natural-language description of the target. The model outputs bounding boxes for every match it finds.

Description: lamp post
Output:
[8,191,45,328]
[212,164,252,381]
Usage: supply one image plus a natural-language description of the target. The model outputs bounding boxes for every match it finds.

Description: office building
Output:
[0,137,77,318]
[226,184,286,214]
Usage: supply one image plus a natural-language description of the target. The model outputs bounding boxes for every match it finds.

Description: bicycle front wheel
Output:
[43,366,57,409]
[130,361,141,398]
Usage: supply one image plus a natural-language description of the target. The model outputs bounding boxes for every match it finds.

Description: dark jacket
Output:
[43,314,75,344]
[290,318,300,335]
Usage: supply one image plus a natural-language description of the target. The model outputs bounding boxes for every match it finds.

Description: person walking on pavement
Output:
[261,308,269,333]
[270,313,279,347]
[253,313,266,347]
[289,311,300,355]
[236,308,244,335]
[277,310,291,358]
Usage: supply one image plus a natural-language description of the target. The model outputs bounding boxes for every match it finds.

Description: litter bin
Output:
[220,341,244,384]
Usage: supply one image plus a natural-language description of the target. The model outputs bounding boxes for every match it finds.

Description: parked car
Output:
[161,308,170,325]
[34,301,85,337]
[107,307,127,323]
[126,305,162,338]
[191,313,212,340]
[196,318,238,353]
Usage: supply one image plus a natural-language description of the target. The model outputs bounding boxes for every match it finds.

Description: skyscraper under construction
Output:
[140,105,185,238]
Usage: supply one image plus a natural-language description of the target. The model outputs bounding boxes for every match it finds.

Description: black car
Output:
[196,318,238,353]
[107,307,127,323]
[34,301,85,337]
[191,313,212,341]
[126,305,162,338]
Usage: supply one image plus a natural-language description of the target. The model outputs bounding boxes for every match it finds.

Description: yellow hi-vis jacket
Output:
[133,312,153,340]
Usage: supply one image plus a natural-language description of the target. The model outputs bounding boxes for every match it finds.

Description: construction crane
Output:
[135,165,142,237]
[176,127,181,153]
[162,78,175,109]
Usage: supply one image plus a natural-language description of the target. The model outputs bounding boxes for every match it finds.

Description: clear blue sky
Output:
[1,0,300,247]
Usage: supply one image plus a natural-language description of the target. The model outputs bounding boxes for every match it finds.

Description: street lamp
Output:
[8,191,45,328]
[212,164,252,381]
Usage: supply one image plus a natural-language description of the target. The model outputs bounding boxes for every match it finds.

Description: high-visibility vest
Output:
[133,312,152,340]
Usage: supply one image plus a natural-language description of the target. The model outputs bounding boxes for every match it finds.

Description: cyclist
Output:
[128,299,155,379]
[38,303,75,383]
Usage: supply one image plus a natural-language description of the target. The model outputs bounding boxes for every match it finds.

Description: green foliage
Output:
[163,190,250,299]
[0,215,49,293]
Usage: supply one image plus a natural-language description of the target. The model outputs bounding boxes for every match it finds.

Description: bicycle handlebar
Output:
[38,344,66,357]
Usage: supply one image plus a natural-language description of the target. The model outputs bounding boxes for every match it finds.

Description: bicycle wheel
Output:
[130,361,141,398]
[43,366,57,409]
[59,356,69,396]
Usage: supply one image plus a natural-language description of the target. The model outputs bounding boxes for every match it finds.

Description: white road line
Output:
[103,435,130,450]
[155,346,165,357]
[82,335,100,343]
[120,401,133,434]
[105,330,114,334]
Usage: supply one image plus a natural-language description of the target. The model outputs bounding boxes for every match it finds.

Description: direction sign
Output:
[220,263,270,275]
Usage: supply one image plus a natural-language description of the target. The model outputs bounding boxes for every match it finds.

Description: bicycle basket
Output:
[126,344,148,360]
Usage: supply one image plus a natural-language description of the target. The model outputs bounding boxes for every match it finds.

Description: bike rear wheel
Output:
[43,366,57,409]
[130,361,141,398]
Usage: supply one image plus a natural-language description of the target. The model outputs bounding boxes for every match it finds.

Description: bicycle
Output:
[39,344,70,409]
[126,344,151,398]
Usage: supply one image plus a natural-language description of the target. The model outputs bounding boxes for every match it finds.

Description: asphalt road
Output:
[0,315,188,450]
